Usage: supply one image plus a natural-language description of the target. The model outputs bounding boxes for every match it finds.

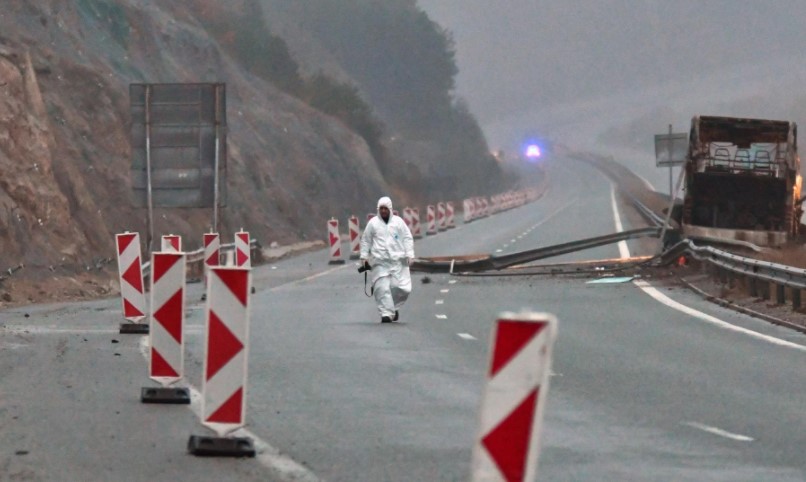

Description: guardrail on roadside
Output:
[142,239,260,280]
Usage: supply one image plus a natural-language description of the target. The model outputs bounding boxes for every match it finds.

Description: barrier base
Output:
[141,387,191,404]
[328,260,346,265]
[349,254,360,259]
[188,435,256,457]
[119,323,149,334]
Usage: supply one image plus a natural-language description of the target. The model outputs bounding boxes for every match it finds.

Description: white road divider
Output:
[116,232,147,333]
[142,251,190,404]
[471,311,558,482]
[189,266,255,457]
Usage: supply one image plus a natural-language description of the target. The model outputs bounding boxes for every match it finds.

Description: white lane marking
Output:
[137,338,321,481]
[440,289,450,293]
[3,327,120,334]
[458,333,476,340]
[495,249,503,253]
[436,314,447,319]
[682,421,754,442]
[435,300,444,305]
[448,280,457,284]
[608,175,806,352]
[634,280,806,352]
[610,183,630,259]
[510,239,516,243]
[291,264,349,284]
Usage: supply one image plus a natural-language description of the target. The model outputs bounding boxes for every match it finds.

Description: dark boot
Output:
[393,311,399,321]
[381,316,392,323]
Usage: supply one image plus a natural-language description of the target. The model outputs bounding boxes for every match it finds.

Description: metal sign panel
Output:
[654,133,688,167]
[130,83,227,208]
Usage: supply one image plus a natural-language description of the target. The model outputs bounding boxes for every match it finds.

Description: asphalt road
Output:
[2,156,806,481]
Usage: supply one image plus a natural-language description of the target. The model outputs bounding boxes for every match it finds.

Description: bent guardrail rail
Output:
[142,239,260,280]
[412,227,662,274]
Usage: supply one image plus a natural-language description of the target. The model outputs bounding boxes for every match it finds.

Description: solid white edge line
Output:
[139,334,321,481]
[610,183,630,259]
[608,177,806,349]
[682,421,754,442]
[634,280,806,352]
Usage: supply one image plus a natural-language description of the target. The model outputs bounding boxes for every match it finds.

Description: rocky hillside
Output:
[2,0,493,303]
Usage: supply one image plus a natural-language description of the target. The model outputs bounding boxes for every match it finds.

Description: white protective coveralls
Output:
[360,196,415,320]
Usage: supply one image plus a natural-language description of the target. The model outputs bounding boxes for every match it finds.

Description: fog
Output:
[418,0,806,191]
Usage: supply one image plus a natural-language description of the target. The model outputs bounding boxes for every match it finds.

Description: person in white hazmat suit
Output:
[360,196,415,323]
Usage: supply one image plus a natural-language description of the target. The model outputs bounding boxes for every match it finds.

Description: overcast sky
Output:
[417,0,806,188]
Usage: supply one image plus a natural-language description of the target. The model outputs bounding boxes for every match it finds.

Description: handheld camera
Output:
[357,261,372,274]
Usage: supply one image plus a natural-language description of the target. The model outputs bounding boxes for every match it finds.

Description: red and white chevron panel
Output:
[235,230,251,268]
[471,312,558,482]
[348,215,361,259]
[437,202,446,231]
[149,252,186,386]
[328,218,343,263]
[426,205,437,235]
[464,199,474,223]
[446,201,455,228]
[115,232,146,322]
[412,208,422,239]
[161,234,182,252]
[201,267,251,436]
[204,233,220,269]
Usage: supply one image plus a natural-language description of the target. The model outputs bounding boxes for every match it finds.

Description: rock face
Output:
[0,1,392,300]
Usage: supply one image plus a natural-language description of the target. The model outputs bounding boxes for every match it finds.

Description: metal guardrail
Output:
[668,239,806,290]
[142,239,260,279]
[412,227,661,274]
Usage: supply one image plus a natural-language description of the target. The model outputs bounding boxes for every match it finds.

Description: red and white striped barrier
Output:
[464,199,474,223]
[471,311,558,482]
[402,207,413,229]
[235,230,251,268]
[437,202,446,231]
[367,212,375,223]
[149,252,186,386]
[161,234,182,252]
[115,232,146,322]
[412,208,422,239]
[426,205,437,235]
[475,198,485,218]
[204,232,220,272]
[201,267,251,436]
[446,202,455,228]
[348,215,361,259]
[328,218,345,264]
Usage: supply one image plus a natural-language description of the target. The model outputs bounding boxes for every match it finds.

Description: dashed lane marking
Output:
[457,333,476,340]
[682,422,754,442]
[436,314,447,319]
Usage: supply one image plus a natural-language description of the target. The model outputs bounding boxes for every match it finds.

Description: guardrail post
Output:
[792,289,801,311]
[763,281,772,301]
[776,283,786,305]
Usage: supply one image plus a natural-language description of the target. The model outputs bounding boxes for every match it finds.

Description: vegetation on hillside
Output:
[204,0,502,197]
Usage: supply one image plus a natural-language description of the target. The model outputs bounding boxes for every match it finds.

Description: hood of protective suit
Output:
[377,196,393,212]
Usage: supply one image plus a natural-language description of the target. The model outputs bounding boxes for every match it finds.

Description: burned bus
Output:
[682,115,802,247]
